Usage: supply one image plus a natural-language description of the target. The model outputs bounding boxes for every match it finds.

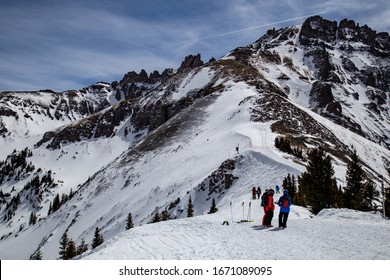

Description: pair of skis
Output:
[229,201,254,224]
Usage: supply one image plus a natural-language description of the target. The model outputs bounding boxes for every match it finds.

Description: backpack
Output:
[261,192,269,207]
[279,196,290,208]
[283,197,289,208]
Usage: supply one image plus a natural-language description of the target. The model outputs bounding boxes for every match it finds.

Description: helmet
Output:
[283,189,289,195]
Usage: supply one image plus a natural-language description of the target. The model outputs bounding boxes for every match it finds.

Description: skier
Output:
[262,189,275,227]
[252,187,257,200]
[275,185,280,194]
[277,189,292,228]
[256,186,261,199]
[261,189,268,226]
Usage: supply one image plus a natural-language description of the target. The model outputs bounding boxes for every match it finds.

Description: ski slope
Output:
[81,202,390,260]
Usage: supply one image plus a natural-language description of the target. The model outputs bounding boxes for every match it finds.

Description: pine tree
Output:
[125,213,134,230]
[344,149,365,210]
[59,231,69,260]
[92,227,104,249]
[297,147,337,214]
[208,197,218,214]
[336,185,345,208]
[282,173,297,201]
[29,211,37,226]
[161,209,171,221]
[65,239,77,260]
[52,193,61,212]
[30,248,42,260]
[48,202,52,216]
[151,212,161,223]
[384,187,390,218]
[187,196,194,217]
[77,238,89,256]
[361,179,379,211]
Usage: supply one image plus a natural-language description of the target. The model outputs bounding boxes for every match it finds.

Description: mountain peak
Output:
[178,54,204,71]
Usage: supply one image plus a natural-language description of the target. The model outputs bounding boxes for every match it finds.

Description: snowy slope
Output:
[0,81,302,259]
[81,207,390,260]
[1,79,388,260]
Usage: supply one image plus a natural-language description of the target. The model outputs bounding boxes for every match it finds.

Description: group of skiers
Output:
[252,186,292,228]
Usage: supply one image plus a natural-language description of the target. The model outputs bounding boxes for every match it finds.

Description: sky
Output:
[1,0,390,92]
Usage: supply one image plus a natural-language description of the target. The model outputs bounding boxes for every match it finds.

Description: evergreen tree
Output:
[48,202,52,216]
[125,213,134,230]
[336,185,345,208]
[52,193,61,212]
[30,248,42,260]
[65,239,77,260]
[69,188,74,199]
[161,209,171,221]
[344,149,365,210]
[282,173,297,201]
[384,187,390,218]
[361,179,379,211]
[59,231,69,260]
[77,238,89,256]
[187,196,194,217]
[297,147,337,214]
[92,227,104,249]
[29,211,37,226]
[151,212,161,223]
[208,197,218,214]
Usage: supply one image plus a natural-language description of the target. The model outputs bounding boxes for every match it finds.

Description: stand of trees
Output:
[59,231,89,260]
[293,147,380,215]
[275,137,303,158]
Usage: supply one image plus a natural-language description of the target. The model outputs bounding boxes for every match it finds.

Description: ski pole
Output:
[242,202,245,220]
[230,201,234,224]
[247,201,251,221]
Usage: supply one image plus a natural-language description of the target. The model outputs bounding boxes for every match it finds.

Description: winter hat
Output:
[283,189,289,195]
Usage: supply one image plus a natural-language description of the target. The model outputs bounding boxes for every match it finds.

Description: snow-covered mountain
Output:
[0,16,389,260]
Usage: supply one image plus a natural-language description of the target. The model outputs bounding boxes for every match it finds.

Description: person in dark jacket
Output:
[252,187,257,200]
[263,189,275,227]
[277,189,292,228]
[256,186,261,199]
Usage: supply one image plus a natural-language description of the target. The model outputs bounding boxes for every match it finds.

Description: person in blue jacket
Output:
[277,189,292,228]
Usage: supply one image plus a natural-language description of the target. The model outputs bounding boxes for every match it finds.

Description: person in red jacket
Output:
[252,187,257,199]
[263,189,275,227]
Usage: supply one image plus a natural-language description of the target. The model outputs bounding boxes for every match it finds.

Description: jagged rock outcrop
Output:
[196,159,237,197]
[178,54,204,71]
[309,81,334,110]
[299,16,338,45]
[35,100,134,149]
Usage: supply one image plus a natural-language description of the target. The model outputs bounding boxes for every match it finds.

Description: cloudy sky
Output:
[1,0,390,91]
